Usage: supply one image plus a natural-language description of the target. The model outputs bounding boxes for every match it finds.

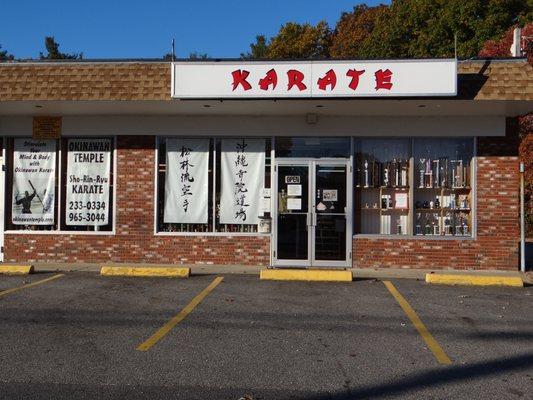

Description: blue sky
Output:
[1,0,388,59]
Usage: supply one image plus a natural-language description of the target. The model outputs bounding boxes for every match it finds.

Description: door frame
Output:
[272,157,352,268]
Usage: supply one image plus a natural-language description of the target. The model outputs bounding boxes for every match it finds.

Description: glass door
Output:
[312,162,351,267]
[274,163,311,266]
[273,159,351,268]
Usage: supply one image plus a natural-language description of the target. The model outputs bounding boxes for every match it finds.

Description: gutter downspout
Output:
[520,162,525,272]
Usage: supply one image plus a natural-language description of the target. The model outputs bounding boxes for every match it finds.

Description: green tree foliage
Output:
[40,36,82,60]
[244,0,531,59]
[330,5,390,58]
[267,21,331,58]
[375,0,530,59]
[243,21,331,59]
[241,35,269,59]
[0,44,14,61]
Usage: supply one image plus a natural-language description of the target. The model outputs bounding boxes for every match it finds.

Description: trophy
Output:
[419,158,425,188]
[432,159,440,188]
[424,158,432,188]
[401,160,408,187]
[363,159,369,188]
[415,213,422,235]
[383,162,390,187]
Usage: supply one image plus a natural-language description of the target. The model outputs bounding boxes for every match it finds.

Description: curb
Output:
[426,273,523,287]
[0,265,34,275]
[100,266,190,278]
[260,269,352,282]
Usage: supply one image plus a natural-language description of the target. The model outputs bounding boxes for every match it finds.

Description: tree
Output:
[0,44,14,61]
[241,35,268,59]
[479,23,533,57]
[330,4,390,58]
[188,52,209,60]
[364,0,531,59]
[40,36,82,60]
[241,22,331,59]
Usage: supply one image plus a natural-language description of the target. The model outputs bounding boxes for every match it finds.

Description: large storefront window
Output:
[354,138,411,235]
[5,137,115,232]
[353,137,475,238]
[156,137,271,234]
[413,138,473,237]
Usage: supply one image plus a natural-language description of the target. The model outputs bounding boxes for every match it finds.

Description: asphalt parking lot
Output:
[0,272,532,400]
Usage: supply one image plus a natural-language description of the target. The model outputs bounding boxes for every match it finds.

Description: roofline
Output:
[0,56,528,65]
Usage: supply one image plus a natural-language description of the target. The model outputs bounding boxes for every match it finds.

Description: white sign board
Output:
[164,138,210,224]
[12,139,56,225]
[66,138,111,226]
[172,59,457,98]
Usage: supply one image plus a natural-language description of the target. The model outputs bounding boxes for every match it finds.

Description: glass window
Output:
[156,137,270,234]
[60,137,115,232]
[354,138,411,235]
[413,138,474,237]
[276,137,351,158]
[5,138,59,231]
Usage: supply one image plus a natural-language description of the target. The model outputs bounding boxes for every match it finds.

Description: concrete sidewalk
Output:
[20,262,529,283]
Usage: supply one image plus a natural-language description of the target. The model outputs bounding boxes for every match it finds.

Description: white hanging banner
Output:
[66,138,111,226]
[12,139,56,225]
[164,138,209,224]
[220,138,265,224]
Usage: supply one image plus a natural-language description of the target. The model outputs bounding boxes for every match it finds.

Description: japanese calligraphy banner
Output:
[12,139,56,225]
[220,138,265,225]
[65,138,111,226]
[172,59,457,98]
[164,138,209,224]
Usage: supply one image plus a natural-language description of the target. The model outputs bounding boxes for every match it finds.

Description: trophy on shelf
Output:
[383,162,390,187]
[418,158,425,188]
[432,159,440,188]
[461,215,469,235]
[439,157,448,187]
[415,213,422,235]
[363,159,370,188]
[450,159,464,188]
[401,160,408,187]
[424,158,433,188]
[444,215,452,235]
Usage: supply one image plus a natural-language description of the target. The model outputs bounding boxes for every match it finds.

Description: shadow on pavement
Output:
[300,352,533,400]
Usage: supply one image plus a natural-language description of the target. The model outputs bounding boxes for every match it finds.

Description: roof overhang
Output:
[0,99,530,117]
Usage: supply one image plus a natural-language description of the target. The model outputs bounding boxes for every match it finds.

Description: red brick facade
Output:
[4,132,520,270]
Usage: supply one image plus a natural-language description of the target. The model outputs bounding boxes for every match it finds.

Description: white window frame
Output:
[153,136,274,237]
[3,135,117,236]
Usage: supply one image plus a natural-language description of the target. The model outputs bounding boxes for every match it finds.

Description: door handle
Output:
[312,212,317,227]
[306,213,312,226]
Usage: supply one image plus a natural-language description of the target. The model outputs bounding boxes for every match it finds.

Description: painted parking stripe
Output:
[0,274,64,298]
[137,276,224,351]
[383,281,452,365]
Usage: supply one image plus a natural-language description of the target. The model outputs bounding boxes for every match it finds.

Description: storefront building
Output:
[0,58,531,270]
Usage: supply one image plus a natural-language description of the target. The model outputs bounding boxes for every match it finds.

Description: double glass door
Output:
[273,159,352,268]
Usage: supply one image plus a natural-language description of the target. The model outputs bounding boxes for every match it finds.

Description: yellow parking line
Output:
[0,274,64,298]
[137,276,224,352]
[383,281,452,365]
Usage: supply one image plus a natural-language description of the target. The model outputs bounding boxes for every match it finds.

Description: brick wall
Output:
[4,136,270,266]
[354,123,520,270]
